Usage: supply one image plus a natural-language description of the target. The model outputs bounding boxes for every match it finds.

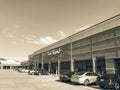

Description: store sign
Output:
[46,48,62,56]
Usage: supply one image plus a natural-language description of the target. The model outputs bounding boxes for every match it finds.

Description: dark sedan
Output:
[96,74,120,90]
[39,69,49,75]
[59,71,75,82]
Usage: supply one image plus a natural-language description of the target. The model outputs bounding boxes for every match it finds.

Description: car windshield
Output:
[75,72,85,75]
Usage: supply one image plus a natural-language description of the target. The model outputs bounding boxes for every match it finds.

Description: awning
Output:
[0,59,20,66]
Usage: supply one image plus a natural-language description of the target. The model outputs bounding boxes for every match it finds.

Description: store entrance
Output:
[44,63,49,71]
[114,59,120,75]
[74,60,93,72]
[96,57,106,75]
[60,61,70,73]
[51,62,58,74]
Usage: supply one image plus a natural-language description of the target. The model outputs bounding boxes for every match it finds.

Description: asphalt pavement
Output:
[0,70,101,90]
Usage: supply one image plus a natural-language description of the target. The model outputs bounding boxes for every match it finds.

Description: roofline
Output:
[31,13,120,55]
[69,13,120,38]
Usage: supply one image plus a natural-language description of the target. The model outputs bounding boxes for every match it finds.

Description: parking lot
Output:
[0,70,102,90]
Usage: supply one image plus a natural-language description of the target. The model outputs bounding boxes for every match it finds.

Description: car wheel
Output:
[84,79,90,86]
[114,82,120,90]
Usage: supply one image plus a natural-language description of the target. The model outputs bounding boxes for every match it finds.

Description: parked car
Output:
[28,70,40,75]
[39,69,49,75]
[96,74,120,90]
[28,70,35,75]
[19,69,29,73]
[18,68,23,72]
[71,71,98,86]
[59,71,75,82]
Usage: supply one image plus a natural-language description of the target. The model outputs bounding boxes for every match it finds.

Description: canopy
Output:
[0,59,20,66]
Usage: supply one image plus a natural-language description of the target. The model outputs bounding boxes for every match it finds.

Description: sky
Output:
[0,0,120,61]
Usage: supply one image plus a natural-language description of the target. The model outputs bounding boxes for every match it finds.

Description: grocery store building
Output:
[28,14,120,75]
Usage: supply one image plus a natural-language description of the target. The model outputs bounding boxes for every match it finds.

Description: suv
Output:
[39,69,49,75]
[96,74,120,90]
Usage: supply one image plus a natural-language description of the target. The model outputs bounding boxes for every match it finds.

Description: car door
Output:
[92,73,98,82]
[85,73,93,83]
[85,72,97,83]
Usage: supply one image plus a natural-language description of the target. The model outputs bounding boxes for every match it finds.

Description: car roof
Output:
[75,71,95,75]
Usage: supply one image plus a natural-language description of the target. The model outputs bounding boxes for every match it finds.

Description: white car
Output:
[21,69,30,73]
[71,71,98,86]
[28,70,36,75]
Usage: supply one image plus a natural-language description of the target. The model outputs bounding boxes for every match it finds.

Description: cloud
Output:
[30,36,57,45]
[23,35,37,41]
[59,31,66,38]
[1,24,22,39]
[75,24,93,32]
[57,31,67,40]
[40,36,57,44]
[27,32,66,45]
[1,28,16,38]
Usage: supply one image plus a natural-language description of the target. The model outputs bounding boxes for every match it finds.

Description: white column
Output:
[41,52,44,70]
[92,57,97,73]
[0,65,3,70]
[57,60,60,75]
[48,62,51,74]
[70,36,74,72]
[10,66,11,69]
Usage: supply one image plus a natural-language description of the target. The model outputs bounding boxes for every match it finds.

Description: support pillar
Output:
[10,66,12,70]
[35,63,37,71]
[70,36,74,72]
[57,60,60,75]
[41,52,44,70]
[92,57,97,73]
[71,60,74,72]
[36,61,39,70]
[48,62,51,74]
[33,62,36,70]
[41,62,44,70]
[0,65,3,70]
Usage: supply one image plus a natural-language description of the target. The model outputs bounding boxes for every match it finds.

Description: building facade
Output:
[21,60,29,69]
[28,14,120,75]
[0,58,21,70]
